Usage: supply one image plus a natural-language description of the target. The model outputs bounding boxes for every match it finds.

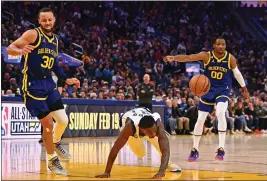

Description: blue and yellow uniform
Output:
[20,27,63,119]
[198,51,233,113]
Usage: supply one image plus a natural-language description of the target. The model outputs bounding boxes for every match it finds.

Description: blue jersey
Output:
[204,51,233,89]
[19,27,62,118]
[20,27,58,80]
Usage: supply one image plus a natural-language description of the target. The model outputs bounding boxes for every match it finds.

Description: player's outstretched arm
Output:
[6,30,37,56]
[153,121,170,179]
[95,122,133,178]
[163,52,209,64]
[230,55,250,102]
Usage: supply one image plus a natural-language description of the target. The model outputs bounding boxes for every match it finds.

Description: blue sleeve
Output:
[52,59,68,80]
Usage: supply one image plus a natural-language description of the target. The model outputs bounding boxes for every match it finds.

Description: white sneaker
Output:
[235,130,241,134]
[167,162,182,172]
[244,126,252,133]
[260,129,267,134]
[230,130,235,135]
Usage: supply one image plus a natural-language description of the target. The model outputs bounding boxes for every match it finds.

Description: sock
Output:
[193,111,209,150]
[47,152,57,160]
[193,136,201,150]
[218,131,226,149]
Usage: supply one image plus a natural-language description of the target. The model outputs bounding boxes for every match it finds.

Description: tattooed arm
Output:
[95,121,133,178]
[153,121,170,178]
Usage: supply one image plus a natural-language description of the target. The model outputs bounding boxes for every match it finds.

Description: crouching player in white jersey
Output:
[95,107,181,179]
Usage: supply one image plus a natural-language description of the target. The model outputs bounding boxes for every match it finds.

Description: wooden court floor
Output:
[2,134,267,180]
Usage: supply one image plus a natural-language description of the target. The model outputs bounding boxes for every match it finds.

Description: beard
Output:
[40,25,54,34]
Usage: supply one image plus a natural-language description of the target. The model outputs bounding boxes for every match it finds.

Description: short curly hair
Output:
[138,115,155,129]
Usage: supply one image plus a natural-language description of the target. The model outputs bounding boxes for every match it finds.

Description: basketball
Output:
[189,74,210,97]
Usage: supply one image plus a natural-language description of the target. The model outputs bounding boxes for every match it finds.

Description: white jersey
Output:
[120,107,161,137]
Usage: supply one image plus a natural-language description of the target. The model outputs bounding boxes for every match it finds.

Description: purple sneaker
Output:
[215,147,225,160]
[188,148,199,162]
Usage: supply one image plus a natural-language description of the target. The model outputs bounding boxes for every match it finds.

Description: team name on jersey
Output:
[208,66,228,73]
[37,48,57,57]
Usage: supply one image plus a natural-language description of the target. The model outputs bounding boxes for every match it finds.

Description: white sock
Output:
[47,152,57,160]
[216,102,228,149]
[193,111,209,150]
[218,132,226,149]
[193,136,201,150]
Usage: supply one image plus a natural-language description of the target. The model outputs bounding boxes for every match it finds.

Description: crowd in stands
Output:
[237,1,267,33]
[2,2,267,134]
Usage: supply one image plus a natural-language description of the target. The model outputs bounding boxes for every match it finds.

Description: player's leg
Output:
[25,97,68,175]
[215,97,229,161]
[118,111,146,158]
[39,113,54,155]
[188,98,213,162]
[48,90,70,160]
[145,136,181,172]
[127,137,146,158]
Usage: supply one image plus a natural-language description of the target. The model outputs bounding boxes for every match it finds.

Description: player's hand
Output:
[66,78,80,88]
[20,45,35,55]
[163,56,174,62]
[243,89,250,103]
[152,172,165,179]
[95,172,111,178]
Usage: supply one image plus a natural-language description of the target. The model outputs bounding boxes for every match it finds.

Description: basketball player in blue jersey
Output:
[164,37,249,161]
[6,8,80,175]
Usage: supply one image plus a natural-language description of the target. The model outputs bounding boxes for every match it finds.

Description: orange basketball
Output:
[189,74,210,97]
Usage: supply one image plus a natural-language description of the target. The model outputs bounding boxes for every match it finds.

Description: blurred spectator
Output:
[225,108,236,134]
[165,99,178,135]
[234,102,252,133]
[186,97,199,132]
[172,99,190,135]
[254,97,267,133]
[245,103,260,133]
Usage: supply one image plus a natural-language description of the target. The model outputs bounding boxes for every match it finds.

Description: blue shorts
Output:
[198,86,230,113]
[20,76,61,118]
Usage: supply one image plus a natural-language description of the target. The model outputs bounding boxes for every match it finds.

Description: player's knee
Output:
[40,115,53,133]
[216,110,225,118]
[51,109,68,127]
[197,111,209,123]
[216,102,228,117]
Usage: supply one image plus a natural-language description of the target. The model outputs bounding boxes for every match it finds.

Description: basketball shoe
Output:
[188,148,199,162]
